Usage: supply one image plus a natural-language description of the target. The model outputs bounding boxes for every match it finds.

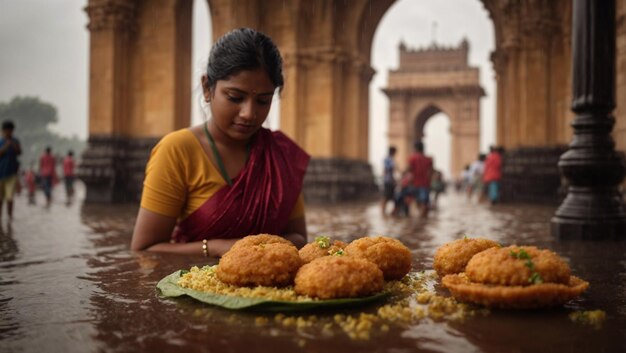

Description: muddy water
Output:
[0,183,624,353]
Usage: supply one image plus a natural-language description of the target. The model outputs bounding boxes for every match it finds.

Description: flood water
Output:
[1,183,625,353]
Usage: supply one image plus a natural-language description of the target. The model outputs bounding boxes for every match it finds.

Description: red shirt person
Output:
[408,140,433,217]
[483,146,503,204]
[39,147,58,205]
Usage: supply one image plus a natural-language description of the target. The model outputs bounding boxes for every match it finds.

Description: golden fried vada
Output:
[299,236,347,264]
[442,273,589,309]
[465,246,571,286]
[344,236,412,280]
[217,236,302,287]
[229,233,294,251]
[294,256,384,299]
[433,237,499,276]
[441,245,588,309]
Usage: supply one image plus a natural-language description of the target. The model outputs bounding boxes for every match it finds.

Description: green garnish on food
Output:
[529,272,543,284]
[569,310,606,328]
[510,249,544,284]
[330,249,345,256]
[315,235,331,249]
[509,249,530,260]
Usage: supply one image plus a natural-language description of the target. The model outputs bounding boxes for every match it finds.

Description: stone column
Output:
[552,0,626,239]
[614,2,626,152]
[450,114,480,179]
[286,47,377,203]
[80,0,139,203]
[386,92,409,171]
[80,0,193,203]
[519,16,557,145]
[490,49,507,145]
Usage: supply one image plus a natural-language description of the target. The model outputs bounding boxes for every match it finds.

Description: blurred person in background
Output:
[63,150,76,204]
[381,146,397,216]
[39,146,57,207]
[408,140,433,218]
[483,146,503,204]
[0,120,21,221]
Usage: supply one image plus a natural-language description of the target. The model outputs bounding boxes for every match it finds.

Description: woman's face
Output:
[203,68,276,142]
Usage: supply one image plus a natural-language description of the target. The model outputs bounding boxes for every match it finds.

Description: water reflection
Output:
[0,184,625,352]
[0,222,18,262]
[0,221,20,340]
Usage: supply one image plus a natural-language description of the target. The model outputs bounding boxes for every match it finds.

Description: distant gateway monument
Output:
[383,39,484,178]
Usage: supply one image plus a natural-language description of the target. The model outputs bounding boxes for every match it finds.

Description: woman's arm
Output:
[281,216,307,249]
[131,207,241,257]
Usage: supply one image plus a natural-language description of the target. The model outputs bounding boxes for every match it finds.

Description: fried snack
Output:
[441,245,589,309]
[299,236,347,264]
[433,238,499,276]
[465,246,571,286]
[294,256,384,299]
[345,236,412,280]
[229,233,294,251]
[217,236,302,287]
[441,273,589,309]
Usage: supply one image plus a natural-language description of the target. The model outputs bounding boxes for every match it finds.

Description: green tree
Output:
[0,96,86,170]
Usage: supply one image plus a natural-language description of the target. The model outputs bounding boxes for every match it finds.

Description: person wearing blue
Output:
[381,146,397,215]
[0,121,21,221]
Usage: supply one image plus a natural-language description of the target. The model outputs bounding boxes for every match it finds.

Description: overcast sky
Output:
[0,0,494,179]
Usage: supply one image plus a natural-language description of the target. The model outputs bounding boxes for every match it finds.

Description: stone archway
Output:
[383,40,483,178]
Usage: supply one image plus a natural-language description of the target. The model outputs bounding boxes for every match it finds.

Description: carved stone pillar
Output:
[490,49,507,145]
[81,0,193,203]
[552,0,626,239]
[519,15,559,145]
[80,0,137,203]
[283,47,378,202]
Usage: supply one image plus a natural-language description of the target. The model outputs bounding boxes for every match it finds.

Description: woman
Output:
[131,28,310,256]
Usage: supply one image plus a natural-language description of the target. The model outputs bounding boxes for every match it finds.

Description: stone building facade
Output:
[79,0,626,204]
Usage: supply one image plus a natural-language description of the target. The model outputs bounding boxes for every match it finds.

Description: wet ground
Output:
[0,183,625,353]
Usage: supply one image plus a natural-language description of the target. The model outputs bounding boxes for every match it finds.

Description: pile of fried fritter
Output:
[216,234,412,299]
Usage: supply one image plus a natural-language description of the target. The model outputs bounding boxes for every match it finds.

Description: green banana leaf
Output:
[157,270,389,312]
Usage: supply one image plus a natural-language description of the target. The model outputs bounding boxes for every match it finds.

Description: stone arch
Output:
[413,104,445,141]
[384,40,483,178]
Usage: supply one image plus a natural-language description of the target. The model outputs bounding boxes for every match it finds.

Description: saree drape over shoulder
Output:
[172,128,309,242]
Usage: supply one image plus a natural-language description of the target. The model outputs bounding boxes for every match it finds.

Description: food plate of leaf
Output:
[157,270,390,312]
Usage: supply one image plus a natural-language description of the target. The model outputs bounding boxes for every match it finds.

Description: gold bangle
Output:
[202,239,209,257]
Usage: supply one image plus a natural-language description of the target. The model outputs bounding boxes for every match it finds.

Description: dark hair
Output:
[389,146,397,155]
[206,28,284,91]
[68,150,74,157]
[414,140,424,152]
[2,120,15,130]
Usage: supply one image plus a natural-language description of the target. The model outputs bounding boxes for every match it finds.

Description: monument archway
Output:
[384,41,483,178]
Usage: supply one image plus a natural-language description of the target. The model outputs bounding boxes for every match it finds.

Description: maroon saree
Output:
[172,128,310,242]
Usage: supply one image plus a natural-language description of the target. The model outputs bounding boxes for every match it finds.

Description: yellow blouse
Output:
[140,129,304,221]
